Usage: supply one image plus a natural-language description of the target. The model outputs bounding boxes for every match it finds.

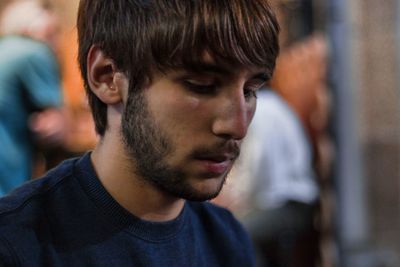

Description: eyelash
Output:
[244,88,258,99]
[183,81,217,94]
[183,80,263,100]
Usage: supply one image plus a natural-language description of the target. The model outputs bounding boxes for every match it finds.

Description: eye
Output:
[244,88,258,99]
[243,81,266,100]
[182,79,217,95]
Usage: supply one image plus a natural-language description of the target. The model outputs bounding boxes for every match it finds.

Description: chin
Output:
[179,177,226,202]
[181,190,221,202]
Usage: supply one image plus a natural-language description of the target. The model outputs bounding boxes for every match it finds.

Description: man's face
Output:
[121,61,268,201]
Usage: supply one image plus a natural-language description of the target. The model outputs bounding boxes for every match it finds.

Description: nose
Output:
[212,92,253,140]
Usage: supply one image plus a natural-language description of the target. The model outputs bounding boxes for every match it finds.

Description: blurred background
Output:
[0,0,399,266]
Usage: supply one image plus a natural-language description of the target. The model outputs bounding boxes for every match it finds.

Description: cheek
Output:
[150,94,205,134]
[169,97,208,136]
[154,96,206,163]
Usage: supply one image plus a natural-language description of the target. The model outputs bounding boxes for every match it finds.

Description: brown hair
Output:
[77,0,280,136]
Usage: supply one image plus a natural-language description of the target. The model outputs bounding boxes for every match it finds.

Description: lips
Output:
[190,141,240,176]
[194,153,237,176]
[196,154,231,162]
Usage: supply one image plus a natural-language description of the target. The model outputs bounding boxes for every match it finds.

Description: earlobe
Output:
[87,45,122,104]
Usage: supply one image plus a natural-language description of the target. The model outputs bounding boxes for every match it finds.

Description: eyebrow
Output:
[253,72,271,82]
[185,62,270,81]
[185,62,233,76]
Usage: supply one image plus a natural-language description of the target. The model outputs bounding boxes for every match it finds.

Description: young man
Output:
[0,0,279,265]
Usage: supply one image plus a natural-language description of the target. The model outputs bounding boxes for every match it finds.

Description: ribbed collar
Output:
[73,152,187,242]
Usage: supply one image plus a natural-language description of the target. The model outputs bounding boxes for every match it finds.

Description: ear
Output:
[87,45,124,104]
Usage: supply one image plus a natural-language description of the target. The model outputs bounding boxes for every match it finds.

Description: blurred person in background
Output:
[217,87,319,267]
[0,0,280,265]
[0,0,64,196]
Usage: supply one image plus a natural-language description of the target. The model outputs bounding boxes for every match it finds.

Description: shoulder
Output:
[251,90,306,140]
[1,36,52,58]
[1,36,57,74]
[0,157,79,264]
[0,157,83,263]
[0,157,79,229]
[255,90,295,121]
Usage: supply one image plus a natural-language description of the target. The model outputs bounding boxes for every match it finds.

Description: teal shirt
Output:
[0,36,62,195]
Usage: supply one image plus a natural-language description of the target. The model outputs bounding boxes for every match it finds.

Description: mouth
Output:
[196,153,236,162]
[193,153,237,176]
[190,141,240,177]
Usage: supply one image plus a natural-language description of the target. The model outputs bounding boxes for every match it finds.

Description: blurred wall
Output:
[330,0,400,265]
[355,0,400,260]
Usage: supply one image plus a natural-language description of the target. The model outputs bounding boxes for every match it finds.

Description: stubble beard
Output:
[121,90,228,201]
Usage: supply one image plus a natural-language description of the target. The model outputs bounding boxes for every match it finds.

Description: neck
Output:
[90,107,185,222]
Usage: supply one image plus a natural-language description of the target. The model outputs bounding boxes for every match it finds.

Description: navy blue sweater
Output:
[0,153,255,266]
